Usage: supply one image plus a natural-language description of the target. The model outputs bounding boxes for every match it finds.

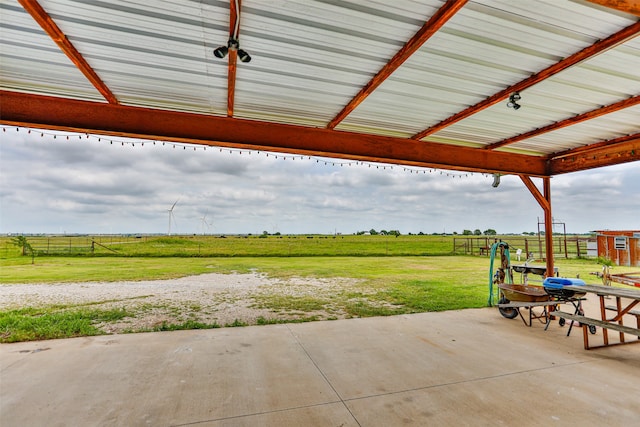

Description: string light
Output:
[3,125,480,180]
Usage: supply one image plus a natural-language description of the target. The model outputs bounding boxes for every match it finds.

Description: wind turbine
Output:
[200,213,212,235]
[167,199,179,235]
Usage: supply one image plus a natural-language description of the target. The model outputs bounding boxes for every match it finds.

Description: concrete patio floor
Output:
[2,305,639,426]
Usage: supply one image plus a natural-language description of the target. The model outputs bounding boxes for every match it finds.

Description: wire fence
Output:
[11,235,149,255]
[452,236,595,260]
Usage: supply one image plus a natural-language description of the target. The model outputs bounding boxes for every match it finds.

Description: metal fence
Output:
[18,235,147,255]
[453,236,594,260]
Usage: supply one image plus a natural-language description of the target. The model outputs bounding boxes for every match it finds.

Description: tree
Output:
[473,229,482,236]
[484,229,497,235]
[11,235,33,256]
[369,229,379,235]
[462,229,472,235]
[11,235,35,264]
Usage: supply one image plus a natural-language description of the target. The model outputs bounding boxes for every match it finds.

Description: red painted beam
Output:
[586,0,640,16]
[542,177,554,278]
[548,133,640,174]
[484,95,640,150]
[412,21,640,140]
[519,175,550,212]
[0,90,548,176]
[519,176,555,278]
[18,0,118,104]
[326,0,468,129]
[227,0,239,117]
[549,132,640,158]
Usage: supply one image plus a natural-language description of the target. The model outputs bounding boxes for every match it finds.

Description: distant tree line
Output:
[356,229,505,236]
[357,229,401,236]
[260,228,538,237]
[461,229,497,236]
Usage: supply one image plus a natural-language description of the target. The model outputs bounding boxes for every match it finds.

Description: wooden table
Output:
[554,285,640,349]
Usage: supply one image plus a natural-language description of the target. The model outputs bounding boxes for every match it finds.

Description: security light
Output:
[213,37,251,62]
[213,45,228,59]
[237,49,251,63]
[507,92,521,110]
[213,0,251,63]
[507,100,521,110]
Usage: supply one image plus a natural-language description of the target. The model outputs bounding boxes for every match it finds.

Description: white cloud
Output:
[1,127,638,235]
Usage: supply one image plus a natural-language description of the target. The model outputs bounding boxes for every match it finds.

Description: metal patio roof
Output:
[1,0,639,176]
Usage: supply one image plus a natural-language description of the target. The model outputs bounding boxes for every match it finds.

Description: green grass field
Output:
[1,233,456,258]
[1,234,633,343]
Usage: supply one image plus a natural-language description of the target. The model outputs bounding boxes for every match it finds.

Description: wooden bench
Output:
[605,305,640,327]
[552,311,640,350]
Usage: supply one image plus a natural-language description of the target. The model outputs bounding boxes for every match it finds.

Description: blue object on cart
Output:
[543,277,586,298]
[542,277,585,289]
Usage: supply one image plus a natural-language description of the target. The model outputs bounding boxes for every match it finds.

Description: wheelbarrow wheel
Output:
[498,297,518,319]
[559,318,566,327]
[589,325,597,334]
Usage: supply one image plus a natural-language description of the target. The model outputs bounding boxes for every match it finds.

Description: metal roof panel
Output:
[2,0,639,169]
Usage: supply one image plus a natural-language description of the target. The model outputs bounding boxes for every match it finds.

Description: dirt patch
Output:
[0,273,366,333]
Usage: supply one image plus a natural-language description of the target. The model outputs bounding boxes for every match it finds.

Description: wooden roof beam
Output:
[1,90,547,176]
[548,133,640,174]
[226,0,239,117]
[484,95,640,150]
[18,0,118,104]
[326,0,468,129]
[586,0,640,16]
[412,21,640,140]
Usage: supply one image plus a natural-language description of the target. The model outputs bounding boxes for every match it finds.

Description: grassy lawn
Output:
[0,306,131,342]
[1,235,634,343]
[0,234,455,258]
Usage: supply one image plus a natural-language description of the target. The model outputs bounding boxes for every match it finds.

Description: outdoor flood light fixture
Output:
[213,0,251,63]
[214,37,251,62]
[237,48,251,63]
[213,45,228,58]
[507,91,521,110]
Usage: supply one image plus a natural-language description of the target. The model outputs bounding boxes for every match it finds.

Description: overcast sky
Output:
[1,126,638,235]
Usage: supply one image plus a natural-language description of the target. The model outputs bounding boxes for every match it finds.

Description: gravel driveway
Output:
[0,273,364,333]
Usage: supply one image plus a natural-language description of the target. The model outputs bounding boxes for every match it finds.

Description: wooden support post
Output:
[519,176,555,278]
[543,177,554,277]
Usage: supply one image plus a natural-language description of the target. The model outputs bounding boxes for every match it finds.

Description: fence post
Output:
[538,236,543,261]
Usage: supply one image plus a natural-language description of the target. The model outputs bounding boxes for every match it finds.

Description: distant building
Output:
[595,230,640,267]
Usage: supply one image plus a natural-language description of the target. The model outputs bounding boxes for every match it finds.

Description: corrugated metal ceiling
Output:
[1,0,639,167]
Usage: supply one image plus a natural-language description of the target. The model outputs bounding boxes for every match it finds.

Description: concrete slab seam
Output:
[341,359,595,403]
[284,324,363,427]
[168,400,345,427]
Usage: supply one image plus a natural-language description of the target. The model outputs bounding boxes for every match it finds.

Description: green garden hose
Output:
[488,241,511,306]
